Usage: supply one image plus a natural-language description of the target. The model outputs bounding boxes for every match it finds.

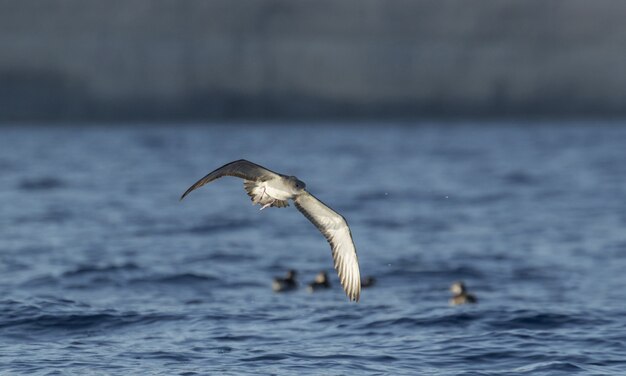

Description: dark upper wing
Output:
[294,191,361,302]
[180,159,281,200]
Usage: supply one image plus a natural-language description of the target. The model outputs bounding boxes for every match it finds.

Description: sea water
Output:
[1,122,625,375]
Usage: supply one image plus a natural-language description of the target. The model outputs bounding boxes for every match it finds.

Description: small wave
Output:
[18,177,66,191]
[240,354,288,362]
[23,264,142,288]
[1,312,131,331]
[264,352,398,362]
[514,361,584,373]
[487,311,593,330]
[124,350,199,362]
[304,354,397,363]
[20,275,59,288]
[185,252,258,263]
[289,353,398,363]
[62,263,140,277]
[461,350,520,363]
[502,170,538,186]
[0,299,184,334]
[360,312,480,329]
[213,334,277,342]
[315,313,362,324]
[130,272,219,285]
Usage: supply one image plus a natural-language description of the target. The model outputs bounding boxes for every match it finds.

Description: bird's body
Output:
[449,281,477,306]
[181,159,361,302]
[307,271,331,292]
[273,270,298,292]
[361,276,376,288]
[450,294,477,305]
[243,179,293,209]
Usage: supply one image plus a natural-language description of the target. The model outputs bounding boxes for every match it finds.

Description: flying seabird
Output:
[180,159,361,302]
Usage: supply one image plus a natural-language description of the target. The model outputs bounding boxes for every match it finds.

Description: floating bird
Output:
[449,281,477,305]
[307,271,331,292]
[361,276,376,288]
[180,159,361,302]
[272,270,298,292]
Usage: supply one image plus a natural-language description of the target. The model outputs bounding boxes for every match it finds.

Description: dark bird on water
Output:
[449,281,477,306]
[361,276,376,288]
[272,270,298,292]
[180,159,362,302]
[307,271,331,292]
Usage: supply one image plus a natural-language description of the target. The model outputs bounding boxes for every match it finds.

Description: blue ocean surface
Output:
[1,123,625,375]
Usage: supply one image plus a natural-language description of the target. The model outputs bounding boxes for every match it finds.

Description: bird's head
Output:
[315,271,328,283]
[450,281,467,295]
[288,176,306,193]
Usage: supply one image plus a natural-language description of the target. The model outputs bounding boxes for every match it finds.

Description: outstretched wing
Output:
[294,191,361,302]
[181,159,281,200]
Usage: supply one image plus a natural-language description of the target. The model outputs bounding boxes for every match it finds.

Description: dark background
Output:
[2,0,626,122]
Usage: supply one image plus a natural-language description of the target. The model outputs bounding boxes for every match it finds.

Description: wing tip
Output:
[180,186,195,201]
[349,289,361,302]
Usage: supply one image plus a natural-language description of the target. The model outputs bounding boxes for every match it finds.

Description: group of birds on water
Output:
[181,159,478,306]
[272,270,476,306]
[271,270,376,294]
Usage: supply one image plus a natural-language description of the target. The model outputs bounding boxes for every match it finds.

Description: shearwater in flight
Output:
[180,159,361,302]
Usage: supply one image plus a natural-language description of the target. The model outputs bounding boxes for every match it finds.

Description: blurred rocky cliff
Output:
[2,0,626,122]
